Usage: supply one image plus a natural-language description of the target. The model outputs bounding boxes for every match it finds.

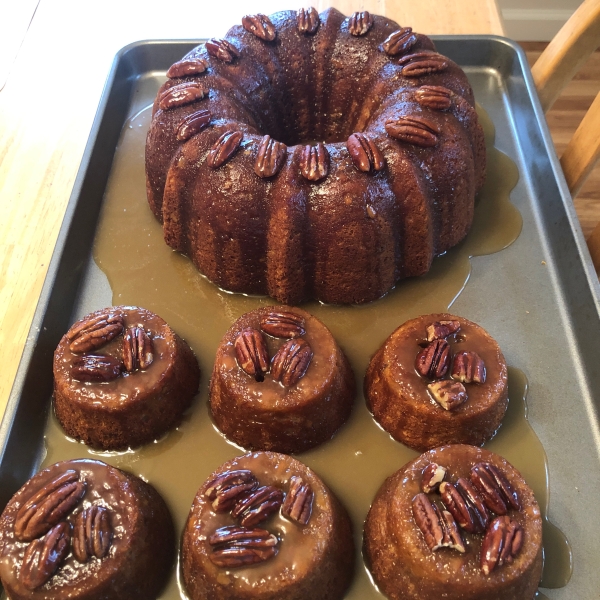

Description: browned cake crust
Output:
[0,459,174,599]
[364,445,543,600]
[145,8,486,305]
[365,313,508,451]
[181,451,354,600]
[53,306,200,450]
[209,305,355,453]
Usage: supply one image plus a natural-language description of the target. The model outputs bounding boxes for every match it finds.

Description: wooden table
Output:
[0,0,505,418]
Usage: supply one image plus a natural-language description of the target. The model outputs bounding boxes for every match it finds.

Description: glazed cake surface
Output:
[146,8,486,304]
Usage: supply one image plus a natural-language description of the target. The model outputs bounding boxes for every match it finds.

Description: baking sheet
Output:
[1,37,598,598]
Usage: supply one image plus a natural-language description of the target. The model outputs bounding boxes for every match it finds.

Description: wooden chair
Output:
[531,0,600,267]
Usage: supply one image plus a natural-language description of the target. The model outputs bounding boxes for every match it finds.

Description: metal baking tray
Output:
[1,37,598,598]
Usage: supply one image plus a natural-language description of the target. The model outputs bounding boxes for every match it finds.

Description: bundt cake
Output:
[145,8,486,304]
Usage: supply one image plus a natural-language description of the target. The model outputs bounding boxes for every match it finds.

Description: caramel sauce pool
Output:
[37,96,572,599]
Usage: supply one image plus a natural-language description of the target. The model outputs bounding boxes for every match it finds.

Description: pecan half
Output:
[380,27,417,56]
[481,516,524,575]
[452,351,486,384]
[158,82,205,111]
[231,485,284,527]
[415,339,450,380]
[421,462,447,494]
[439,482,478,534]
[281,475,313,525]
[242,14,276,41]
[73,506,112,563]
[255,135,287,178]
[177,109,211,142]
[347,132,385,173]
[439,509,466,553]
[300,142,329,181]
[411,493,444,551]
[205,470,259,513]
[456,477,490,532]
[205,38,239,63]
[349,11,373,36]
[415,85,453,110]
[428,380,468,411]
[234,328,269,382]
[71,355,123,383]
[471,463,521,514]
[385,115,440,148]
[297,7,319,34]
[15,471,86,542]
[397,52,449,77]
[167,58,208,78]
[123,326,154,372]
[67,312,124,353]
[260,311,305,338]
[20,522,71,590]
[426,319,461,341]
[207,130,243,168]
[271,338,313,386]
[209,526,278,567]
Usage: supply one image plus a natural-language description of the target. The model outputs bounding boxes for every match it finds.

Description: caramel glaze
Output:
[31,84,571,599]
[182,452,354,599]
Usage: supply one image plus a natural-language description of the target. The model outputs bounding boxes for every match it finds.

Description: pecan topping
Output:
[439,509,466,553]
[177,109,211,142]
[15,471,86,542]
[380,27,417,56]
[421,463,446,494]
[71,355,123,383]
[209,526,278,567]
[67,312,124,353]
[300,142,329,181]
[415,85,453,110]
[456,477,490,532]
[231,485,284,527]
[235,328,269,382]
[167,58,208,78]
[271,338,313,386]
[73,506,112,563]
[123,326,153,372]
[415,339,450,379]
[255,135,287,178]
[347,133,385,173]
[158,82,205,111]
[426,319,461,341]
[481,516,524,575]
[471,463,521,515]
[412,493,444,551]
[242,14,276,41]
[205,470,259,513]
[439,481,478,534]
[206,38,239,63]
[452,351,486,384]
[397,52,449,77]
[20,522,71,590]
[297,7,319,34]
[281,475,313,525]
[260,311,305,338]
[207,130,243,168]
[428,380,468,411]
[348,11,373,36]
[386,115,440,148]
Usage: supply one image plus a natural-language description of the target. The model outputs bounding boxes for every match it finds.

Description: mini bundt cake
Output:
[364,445,543,600]
[209,305,355,453]
[0,459,175,599]
[53,306,200,450]
[365,313,508,451]
[146,8,486,304]
[181,451,354,600]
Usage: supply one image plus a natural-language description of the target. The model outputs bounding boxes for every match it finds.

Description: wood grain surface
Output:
[0,0,505,418]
